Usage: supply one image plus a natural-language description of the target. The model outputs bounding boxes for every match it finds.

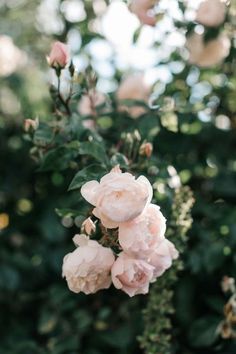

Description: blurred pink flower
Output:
[78,89,106,116]
[111,252,154,297]
[116,74,151,118]
[130,0,157,26]
[195,0,226,27]
[186,33,230,67]
[62,235,115,294]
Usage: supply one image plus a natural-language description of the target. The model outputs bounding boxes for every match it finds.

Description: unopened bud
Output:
[139,142,153,158]
[47,41,69,69]
[81,217,96,235]
[221,276,235,293]
[24,118,39,132]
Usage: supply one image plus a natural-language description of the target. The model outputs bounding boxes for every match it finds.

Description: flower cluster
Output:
[62,166,178,297]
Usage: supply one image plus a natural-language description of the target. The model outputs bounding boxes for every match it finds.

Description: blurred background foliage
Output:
[0,0,236,353]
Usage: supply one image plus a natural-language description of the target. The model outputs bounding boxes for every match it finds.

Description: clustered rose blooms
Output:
[48,41,69,69]
[116,74,151,118]
[62,166,178,297]
[195,0,227,28]
[186,32,231,67]
[130,0,158,26]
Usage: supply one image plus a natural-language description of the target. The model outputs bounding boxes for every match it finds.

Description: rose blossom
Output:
[78,89,106,116]
[195,0,226,28]
[116,74,151,118]
[186,33,231,67]
[81,166,153,228]
[111,252,154,297]
[119,204,166,258]
[130,0,157,26]
[62,234,115,294]
[148,238,179,279]
[48,41,69,68]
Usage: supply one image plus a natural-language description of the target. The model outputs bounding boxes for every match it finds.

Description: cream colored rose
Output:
[111,252,154,297]
[81,166,153,228]
[186,33,231,67]
[78,89,106,116]
[130,0,157,26]
[116,74,151,118]
[118,204,166,257]
[62,235,115,294]
[195,0,226,27]
[148,238,179,279]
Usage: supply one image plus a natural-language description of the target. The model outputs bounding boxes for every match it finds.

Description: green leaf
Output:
[39,146,79,171]
[33,123,54,146]
[79,141,109,165]
[68,164,106,191]
[97,116,113,129]
[188,316,220,348]
[100,325,133,348]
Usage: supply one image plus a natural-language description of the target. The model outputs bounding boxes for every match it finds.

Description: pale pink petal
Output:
[81,180,99,205]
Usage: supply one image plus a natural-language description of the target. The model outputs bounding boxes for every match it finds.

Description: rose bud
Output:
[48,41,69,69]
[24,118,39,132]
[81,217,96,235]
[139,142,153,158]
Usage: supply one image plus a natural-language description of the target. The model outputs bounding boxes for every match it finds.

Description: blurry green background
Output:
[0,0,236,353]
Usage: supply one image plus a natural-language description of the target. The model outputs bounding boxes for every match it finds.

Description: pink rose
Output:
[148,238,179,279]
[116,74,151,118]
[186,33,230,67]
[195,0,226,28]
[62,235,115,294]
[130,0,157,26]
[111,252,154,297]
[48,41,69,68]
[81,166,153,228]
[119,204,166,258]
[78,89,106,116]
